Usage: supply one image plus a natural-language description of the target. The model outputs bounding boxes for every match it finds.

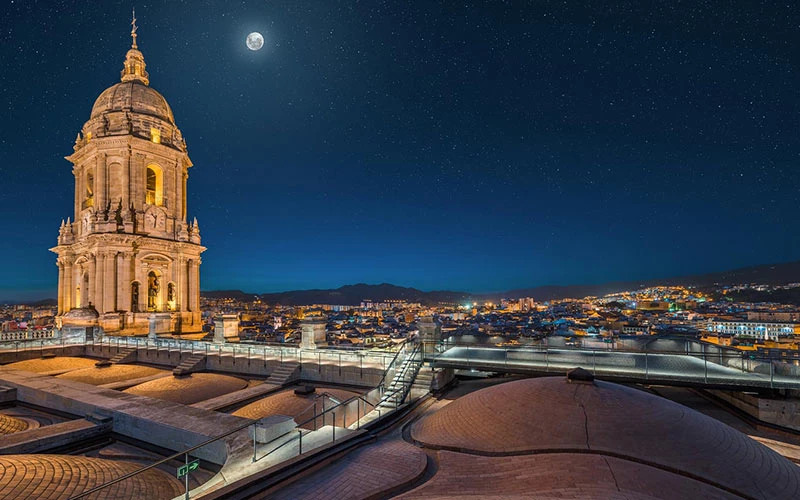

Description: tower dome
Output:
[90,81,175,124]
[73,10,185,153]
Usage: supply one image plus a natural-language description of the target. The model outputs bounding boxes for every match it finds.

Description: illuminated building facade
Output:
[707,319,799,340]
[51,16,204,334]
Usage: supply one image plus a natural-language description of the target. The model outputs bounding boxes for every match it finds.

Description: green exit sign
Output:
[177,459,200,478]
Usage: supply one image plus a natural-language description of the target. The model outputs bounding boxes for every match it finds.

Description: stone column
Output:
[57,261,64,315]
[96,155,106,210]
[214,314,239,342]
[95,253,105,313]
[73,170,80,222]
[116,253,126,311]
[74,264,82,308]
[64,261,73,311]
[419,315,442,354]
[300,314,327,349]
[179,257,187,311]
[104,252,116,313]
[187,259,197,312]
[132,153,144,211]
[122,150,131,209]
[88,256,97,308]
[193,260,201,312]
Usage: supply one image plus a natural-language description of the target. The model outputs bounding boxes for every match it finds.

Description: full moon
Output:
[246,32,264,51]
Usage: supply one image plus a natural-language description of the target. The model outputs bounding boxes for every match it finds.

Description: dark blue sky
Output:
[1,1,798,301]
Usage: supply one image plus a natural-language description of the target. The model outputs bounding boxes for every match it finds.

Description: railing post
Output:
[252,423,257,463]
[644,352,648,380]
[770,361,774,389]
[704,353,708,384]
[592,349,596,374]
[298,429,303,454]
[184,452,190,500]
[332,412,336,442]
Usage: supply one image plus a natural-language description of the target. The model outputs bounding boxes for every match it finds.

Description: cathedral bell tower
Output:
[51,13,205,335]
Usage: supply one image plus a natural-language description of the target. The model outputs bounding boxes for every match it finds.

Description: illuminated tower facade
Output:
[51,15,205,334]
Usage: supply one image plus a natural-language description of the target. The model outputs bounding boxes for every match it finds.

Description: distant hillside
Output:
[31,298,58,307]
[202,290,260,302]
[201,283,470,306]
[200,260,800,305]
[499,260,800,301]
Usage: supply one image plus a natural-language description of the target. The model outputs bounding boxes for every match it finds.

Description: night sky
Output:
[1,1,798,301]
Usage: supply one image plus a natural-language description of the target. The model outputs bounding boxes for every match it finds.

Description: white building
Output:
[707,319,798,341]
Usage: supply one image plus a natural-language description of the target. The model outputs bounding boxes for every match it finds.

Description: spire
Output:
[120,9,150,85]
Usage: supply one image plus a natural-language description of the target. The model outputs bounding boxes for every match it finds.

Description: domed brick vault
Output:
[233,387,362,429]
[401,376,800,499]
[0,414,30,435]
[0,454,183,499]
[123,372,249,405]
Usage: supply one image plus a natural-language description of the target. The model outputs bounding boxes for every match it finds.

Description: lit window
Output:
[146,165,163,206]
[84,170,94,208]
[150,127,161,144]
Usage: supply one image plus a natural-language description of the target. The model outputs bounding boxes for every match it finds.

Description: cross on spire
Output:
[131,8,138,48]
[121,8,149,84]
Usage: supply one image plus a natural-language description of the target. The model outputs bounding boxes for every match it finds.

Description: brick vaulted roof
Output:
[411,377,800,499]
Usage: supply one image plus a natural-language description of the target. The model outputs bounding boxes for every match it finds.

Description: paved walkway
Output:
[191,382,281,411]
[398,451,736,500]
[268,440,426,500]
[432,346,800,389]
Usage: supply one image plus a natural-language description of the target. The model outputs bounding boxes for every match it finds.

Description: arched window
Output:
[145,165,163,206]
[84,170,95,208]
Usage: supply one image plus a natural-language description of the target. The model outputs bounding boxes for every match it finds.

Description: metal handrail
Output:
[375,338,411,388]
[379,344,422,404]
[69,416,255,499]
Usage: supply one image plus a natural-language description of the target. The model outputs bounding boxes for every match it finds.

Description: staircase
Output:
[173,354,206,376]
[266,362,300,386]
[410,367,433,398]
[107,348,137,365]
[376,346,422,411]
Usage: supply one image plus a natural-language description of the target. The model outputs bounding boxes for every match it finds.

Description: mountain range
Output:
[201,259,800,306]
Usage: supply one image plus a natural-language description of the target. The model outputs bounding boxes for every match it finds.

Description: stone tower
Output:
[51,14,205,335]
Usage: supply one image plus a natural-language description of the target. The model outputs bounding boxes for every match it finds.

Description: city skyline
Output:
[2,1,798,301]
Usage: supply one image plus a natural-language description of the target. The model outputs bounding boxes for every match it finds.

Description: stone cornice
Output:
[67,135,191,167]
[52,233,205,254]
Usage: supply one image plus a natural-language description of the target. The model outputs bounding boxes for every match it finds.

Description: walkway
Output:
[428,345,800,390]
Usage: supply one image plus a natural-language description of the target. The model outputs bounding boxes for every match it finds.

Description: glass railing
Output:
[426,340,800,389]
